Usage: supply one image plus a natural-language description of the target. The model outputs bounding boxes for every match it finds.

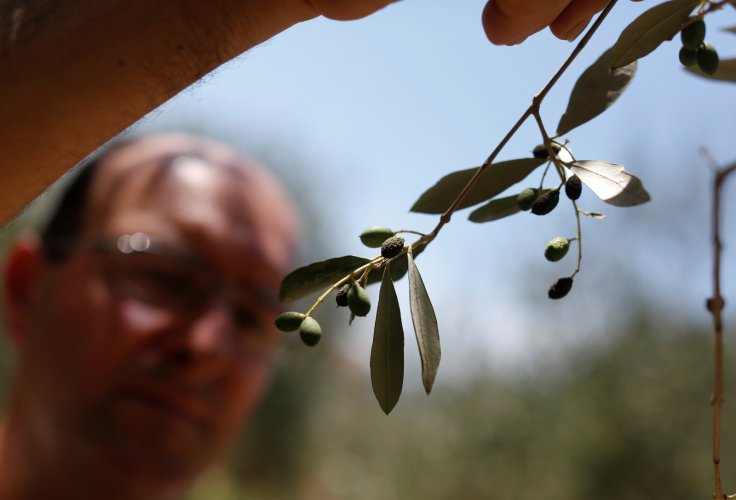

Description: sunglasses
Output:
[81,233,283,355]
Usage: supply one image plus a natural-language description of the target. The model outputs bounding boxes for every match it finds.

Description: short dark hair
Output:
[39,157,100,263]
[38,146,221,262]
[38,134,291,265]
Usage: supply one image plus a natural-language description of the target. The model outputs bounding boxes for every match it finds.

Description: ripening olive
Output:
[347,284,371,317]
[696,42,719,75]
[381,236,405,259]
[681,18,706,51]
[548,277,574,299]
[531,189,560,216]
[544,237,570,262]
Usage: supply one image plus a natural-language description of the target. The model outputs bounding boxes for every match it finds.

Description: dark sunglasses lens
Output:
[109,252,213,310]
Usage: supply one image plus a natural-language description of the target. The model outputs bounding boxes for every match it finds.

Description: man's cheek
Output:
[219,362,270,434]
[119,299,174,333]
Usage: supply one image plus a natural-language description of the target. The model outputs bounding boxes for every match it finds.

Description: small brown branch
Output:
[413,0,619,251]
[709,159,736,500]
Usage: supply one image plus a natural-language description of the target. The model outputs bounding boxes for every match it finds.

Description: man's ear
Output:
[3,234,46,347]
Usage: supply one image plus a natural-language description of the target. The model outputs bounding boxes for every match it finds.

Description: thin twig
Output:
[412,0,619,251]
[304,0,621,320]
[304,256,383,316]
[708,159,736,500]
[572,201,583,276]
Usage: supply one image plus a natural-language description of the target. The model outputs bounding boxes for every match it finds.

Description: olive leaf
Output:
[557,48,637,136]
[411,158,546,214]
[569,160,650,207]
[726,26,736,34]
[370,264,405,415]
[279,255,370,303]
[685,59,736,83]
[468,189,552,223]
[608,0,698,69]
[468,194,522,223]
[407,251,440,394]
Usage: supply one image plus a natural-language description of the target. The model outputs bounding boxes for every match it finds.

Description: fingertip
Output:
[481,1,528,46]
[481,2,506,45]
[551,18,588,41]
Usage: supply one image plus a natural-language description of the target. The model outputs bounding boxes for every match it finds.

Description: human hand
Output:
[302,0,400,20]
[303,1,635,46]
[482,0,643,46]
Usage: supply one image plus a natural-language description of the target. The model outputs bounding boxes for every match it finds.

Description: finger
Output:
[307,0,398,21]
[482,0,572,45]
[548,0,610,41]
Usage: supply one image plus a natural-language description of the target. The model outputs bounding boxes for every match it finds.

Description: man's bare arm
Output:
[0,0,406,224]
[0,0,308,223]
[0,0,623,225]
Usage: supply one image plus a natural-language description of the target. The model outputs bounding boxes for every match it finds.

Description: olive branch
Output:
[275,0,735,443]
[703,151,736,500]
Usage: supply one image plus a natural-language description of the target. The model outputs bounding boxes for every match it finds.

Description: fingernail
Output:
[565,20,588,41]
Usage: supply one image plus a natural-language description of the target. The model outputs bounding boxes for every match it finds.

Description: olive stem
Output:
[395,229,426,237]
[696,0,733,17]
[411,0,618,256]
[571,202,583,277]
[301,1,619,326]
[706,156,736,500]
[538,161,554,188]
[304,256,383,317]
[532,110,566,182]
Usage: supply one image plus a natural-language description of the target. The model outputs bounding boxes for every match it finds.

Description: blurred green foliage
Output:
[188,320,733,500]
[0,130,729,500]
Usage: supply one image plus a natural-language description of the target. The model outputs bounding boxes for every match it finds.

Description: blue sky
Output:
[133,1,736,381]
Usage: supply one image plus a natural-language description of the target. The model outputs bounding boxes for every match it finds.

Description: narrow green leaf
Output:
[725,26,736,34]
[407,251,441,394]
[469,189,552,223]
[370,265,405,414]
[685,59,736,83]
[609,0,698,69]
[569,160,650,207]
[468,194,521,223]
[557,49,637,136]
[279,255,370,303]
[411,158,546,214]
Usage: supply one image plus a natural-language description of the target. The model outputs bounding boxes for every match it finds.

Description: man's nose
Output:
[184,300,236,356]
[163,300,238,380]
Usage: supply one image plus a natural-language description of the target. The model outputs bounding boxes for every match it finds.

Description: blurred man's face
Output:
[14,140,296,498]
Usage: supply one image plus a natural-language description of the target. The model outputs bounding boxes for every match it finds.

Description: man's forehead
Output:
[102,133,241,169]
[84,134,300,276]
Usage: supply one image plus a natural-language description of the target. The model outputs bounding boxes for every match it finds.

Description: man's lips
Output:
[116,380,214,429]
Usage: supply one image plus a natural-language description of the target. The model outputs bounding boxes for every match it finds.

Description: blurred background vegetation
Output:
[0,125,731,500]
[1,2,734,495]
[210,319,727,500]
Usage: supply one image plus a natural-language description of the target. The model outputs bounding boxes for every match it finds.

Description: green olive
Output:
[544,237,570,262]
[347,284,371,317]
[516,188,539,211]
[274,311,306,332]
[360,226,396,248]
[299,317,322,346]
